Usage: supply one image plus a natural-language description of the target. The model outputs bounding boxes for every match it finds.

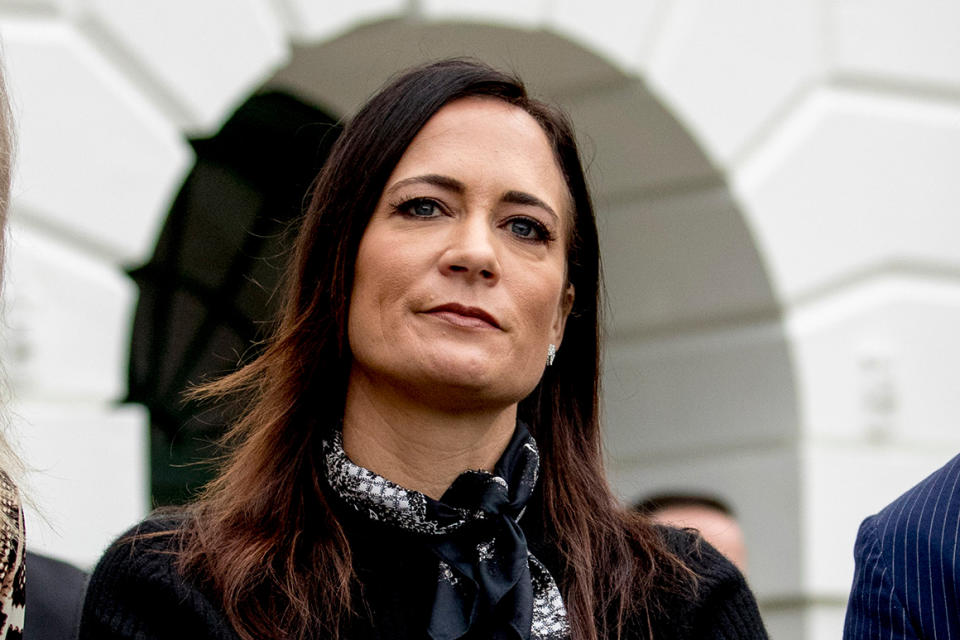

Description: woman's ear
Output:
[552,284,575,346]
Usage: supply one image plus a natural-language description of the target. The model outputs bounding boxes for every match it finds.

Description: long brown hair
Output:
[177,59,695,640]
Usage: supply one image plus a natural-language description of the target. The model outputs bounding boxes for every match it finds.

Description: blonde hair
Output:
[0,49,25,538]
[0,49,11,267]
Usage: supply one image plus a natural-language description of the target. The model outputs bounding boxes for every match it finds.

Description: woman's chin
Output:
[403,356,536,410]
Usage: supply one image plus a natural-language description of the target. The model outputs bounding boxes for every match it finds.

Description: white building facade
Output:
[2,1,959,638]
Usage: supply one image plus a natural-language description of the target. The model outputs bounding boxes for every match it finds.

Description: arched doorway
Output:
[127,20,796,613]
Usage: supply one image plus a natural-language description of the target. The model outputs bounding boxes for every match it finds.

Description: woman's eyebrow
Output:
[387,174,465,194]
[502,190,558,223]
[387,175,559,223]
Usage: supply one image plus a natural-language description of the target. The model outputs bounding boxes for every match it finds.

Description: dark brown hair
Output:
[178,58,695,640]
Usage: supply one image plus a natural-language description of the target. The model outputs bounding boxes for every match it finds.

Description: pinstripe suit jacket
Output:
[844,453,960,639]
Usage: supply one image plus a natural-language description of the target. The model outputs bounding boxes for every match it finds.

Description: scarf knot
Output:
[323,423,569,640]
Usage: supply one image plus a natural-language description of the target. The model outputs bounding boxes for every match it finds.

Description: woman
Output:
[80,59,767,640]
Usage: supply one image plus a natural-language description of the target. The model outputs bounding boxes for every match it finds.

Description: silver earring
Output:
[546,343,556,366]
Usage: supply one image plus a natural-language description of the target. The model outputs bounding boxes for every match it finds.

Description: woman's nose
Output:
[439,216,500,284]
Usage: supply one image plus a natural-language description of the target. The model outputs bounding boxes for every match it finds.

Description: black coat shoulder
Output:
[649,525,769,640]
[79,515,239,640]
[25,551,88,640]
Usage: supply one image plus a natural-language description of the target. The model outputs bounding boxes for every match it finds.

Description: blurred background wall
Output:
[1,1,958,638]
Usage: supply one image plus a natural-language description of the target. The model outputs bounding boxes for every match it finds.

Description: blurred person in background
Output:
[635,494,749,574]
[80,59,767,640]
[844,453,960,639]
[0,51,27,639]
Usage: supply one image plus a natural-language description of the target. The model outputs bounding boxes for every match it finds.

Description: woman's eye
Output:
[401,198,441,218]
[507,217,547,241]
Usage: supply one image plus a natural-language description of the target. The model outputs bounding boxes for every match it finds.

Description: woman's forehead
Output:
[387,97,573,220]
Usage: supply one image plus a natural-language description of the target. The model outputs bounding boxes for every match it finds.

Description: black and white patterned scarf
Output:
[323,422,570,640]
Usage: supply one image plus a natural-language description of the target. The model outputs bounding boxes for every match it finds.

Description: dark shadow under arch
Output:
[127,91,341,506]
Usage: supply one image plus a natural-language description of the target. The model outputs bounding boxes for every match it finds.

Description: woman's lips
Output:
[424,304,501,329]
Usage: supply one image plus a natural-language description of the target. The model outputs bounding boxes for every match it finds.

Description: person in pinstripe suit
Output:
[844,453,960,639]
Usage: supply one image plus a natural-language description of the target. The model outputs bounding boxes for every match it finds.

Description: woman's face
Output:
[348,97,574,411]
